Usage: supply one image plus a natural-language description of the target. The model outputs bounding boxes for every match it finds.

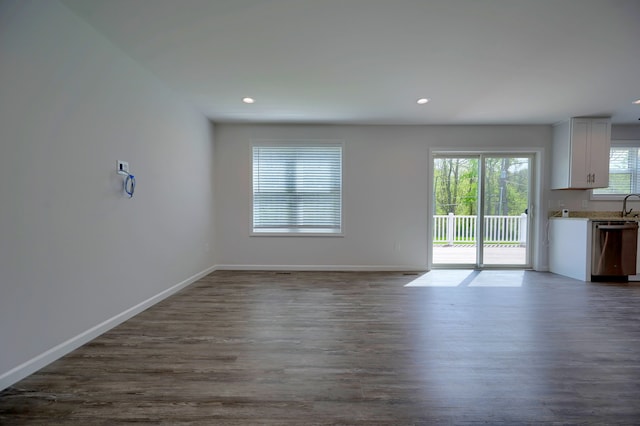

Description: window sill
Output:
[251,228,344,237]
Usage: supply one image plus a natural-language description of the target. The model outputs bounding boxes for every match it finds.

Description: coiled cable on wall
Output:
[124,174,135,198]
[117,161,135,199]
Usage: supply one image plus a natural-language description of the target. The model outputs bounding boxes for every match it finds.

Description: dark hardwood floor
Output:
[2,270,640,425]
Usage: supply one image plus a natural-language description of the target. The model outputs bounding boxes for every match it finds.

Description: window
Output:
[252,143,342,235]
[592,141,640,198]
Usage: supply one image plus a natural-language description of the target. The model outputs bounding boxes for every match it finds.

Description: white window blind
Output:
[593,145,640,196]
[252,144,342,234]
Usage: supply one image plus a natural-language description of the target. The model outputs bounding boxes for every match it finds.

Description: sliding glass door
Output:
[432,154,532,268]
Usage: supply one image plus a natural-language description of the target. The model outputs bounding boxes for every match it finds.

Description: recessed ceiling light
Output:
[416,98,430,105]
[633,99,640,105]
[242,97,255,104]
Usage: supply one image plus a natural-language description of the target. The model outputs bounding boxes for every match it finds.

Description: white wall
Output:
[214,124,551,271]
[0,0,216,389]
[548,125,640,213]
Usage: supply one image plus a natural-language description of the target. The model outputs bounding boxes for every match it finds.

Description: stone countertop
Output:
[549,211,640,221]
[590,217,640,222]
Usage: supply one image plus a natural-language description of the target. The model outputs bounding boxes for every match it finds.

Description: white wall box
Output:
[551,117,611,189]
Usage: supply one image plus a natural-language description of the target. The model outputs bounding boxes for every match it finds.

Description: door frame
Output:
[428,148,541,270]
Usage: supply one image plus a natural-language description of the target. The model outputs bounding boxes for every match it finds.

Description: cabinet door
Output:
[570,119,590,188]
[589,119,611,188]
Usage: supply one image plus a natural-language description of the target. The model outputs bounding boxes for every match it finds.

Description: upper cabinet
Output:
[551,117,611,190]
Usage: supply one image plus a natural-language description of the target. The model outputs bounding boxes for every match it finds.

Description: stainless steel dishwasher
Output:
[591,220,638,280]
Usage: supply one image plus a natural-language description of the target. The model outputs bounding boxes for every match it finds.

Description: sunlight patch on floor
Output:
[405,270,525,287]
[404,270,474,287]
[469,270,524,287]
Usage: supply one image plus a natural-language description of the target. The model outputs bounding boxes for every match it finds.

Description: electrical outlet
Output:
[581,200,589,209]
[117,160,129,174]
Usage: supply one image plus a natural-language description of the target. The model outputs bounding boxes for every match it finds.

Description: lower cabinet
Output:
[549,218,591,281]
[628,233,640,281]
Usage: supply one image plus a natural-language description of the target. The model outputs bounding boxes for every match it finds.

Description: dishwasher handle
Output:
[595,224,639,230]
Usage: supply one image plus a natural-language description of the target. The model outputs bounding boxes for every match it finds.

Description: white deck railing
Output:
[434,213,527,245]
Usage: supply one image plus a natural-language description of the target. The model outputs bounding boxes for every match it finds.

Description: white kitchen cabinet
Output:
[551,117,611,189]
[548,218,591,281]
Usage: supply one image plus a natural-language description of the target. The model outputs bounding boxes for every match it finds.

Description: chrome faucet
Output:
[622,194,640,217]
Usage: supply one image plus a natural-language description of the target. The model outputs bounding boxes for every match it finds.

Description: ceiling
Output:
[61,0,640,125]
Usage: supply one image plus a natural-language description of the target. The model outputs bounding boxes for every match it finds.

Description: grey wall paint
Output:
[214,124,551,270]
[612,125,640,141]
[0,0,216,381]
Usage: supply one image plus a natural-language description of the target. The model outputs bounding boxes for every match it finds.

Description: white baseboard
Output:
[214,264,428,272]
[0,265,217,391]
